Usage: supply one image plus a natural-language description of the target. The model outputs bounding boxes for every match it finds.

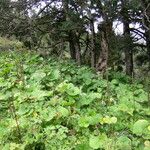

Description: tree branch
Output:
[36,1,55,17]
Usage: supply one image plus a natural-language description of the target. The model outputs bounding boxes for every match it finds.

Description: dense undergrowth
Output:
[0,51,150,150]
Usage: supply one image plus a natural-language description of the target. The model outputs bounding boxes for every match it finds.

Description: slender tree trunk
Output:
[90,19,96,69]
[123,21,133,76]
[106,21,113,66]
[69,32,76,60]
[96,24,109,73]
[63,0,75,59]
[145,31,150,67]
[62,0,81,65]
[59,39,65,58]
[140,0,150,68]
[121,0,133,76]
[84,32,90,56]
[68,31,81,64]
[74,32,81,65]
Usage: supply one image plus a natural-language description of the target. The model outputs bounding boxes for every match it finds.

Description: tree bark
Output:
[62,0,81,65]
[145,30,150,67]
[90,19,96,69]
[141,0,150,68]
[96,23,109,73]
[68,32,76,60]
[123,21,133,76]
[74,32,81,65]
[121,0,133,76]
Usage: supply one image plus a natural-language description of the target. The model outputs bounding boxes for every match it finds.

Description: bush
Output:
[0,37,23,51]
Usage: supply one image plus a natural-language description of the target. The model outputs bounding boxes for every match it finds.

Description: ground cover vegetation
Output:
[0,50,150,149]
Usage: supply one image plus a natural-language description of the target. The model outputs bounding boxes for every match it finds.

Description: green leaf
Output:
[133,120,149,136]
[89,93,102,99]
[78,117,90,128]
[56,81,68,93]
[75,143,91,150]
[110,117,117,124]
[50,69,60,80]
[100,116,117,125]
[66,83,81,96]
[89,134,107,149]
[118,103,134,116]
[57,106,69,117]
[79,93,93,106]
[144,141,150,150]
[30,89,50,100]
[116,136,131,150]
[31,70,46,81]
[41,108,56,121]
[17,104,30,115]
[136,92,148,102]
[79,92,102,106]
[89,135,101,149]
[111,79,119,85]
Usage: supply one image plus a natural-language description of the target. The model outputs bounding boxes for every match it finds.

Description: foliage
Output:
[0,51,150,150]
[0,37,23,51]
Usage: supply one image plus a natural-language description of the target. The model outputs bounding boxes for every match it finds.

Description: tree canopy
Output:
[0,0,150,76]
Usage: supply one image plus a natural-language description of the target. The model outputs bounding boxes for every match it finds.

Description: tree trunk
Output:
[68,31,81,64]
[121,0,133,76]
[69,32,76,60]
[96,25,109,73]
[142,0,150,68]
[62,0,81,65]
[106,21,113,67]
[145,31,150,68]
[90,19,96,69]
[74,32,81,65]
[123,21,133,76]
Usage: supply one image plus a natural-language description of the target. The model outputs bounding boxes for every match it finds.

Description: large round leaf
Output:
[133,120,149,136]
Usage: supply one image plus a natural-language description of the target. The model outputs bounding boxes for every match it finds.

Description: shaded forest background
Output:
[0,0,150,78]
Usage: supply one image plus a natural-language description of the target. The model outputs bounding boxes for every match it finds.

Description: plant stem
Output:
[10,101,22,143]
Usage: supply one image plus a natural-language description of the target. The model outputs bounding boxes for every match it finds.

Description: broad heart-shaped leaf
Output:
[57,106,69,117]
[110,117,117,124]
[56,81,68,93]
[118,103,134,116]
[133,120,149,136]
[66,83,81,96]
[144,141,150,150]
[30,88,50,100]
[78,116,90,128]
[17,104,30,115]
[79,93,92,106]
[78,114,101,127]
[41,108,56,122]
[30,70,46,82]
[88,114,102,125]
[111,79,119,85]
[50,69,60,80]
[116,136,131,150]
[135,91,148,102]
[89,134,107,149]
[79,92,102,106]
[89,135,101,149]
